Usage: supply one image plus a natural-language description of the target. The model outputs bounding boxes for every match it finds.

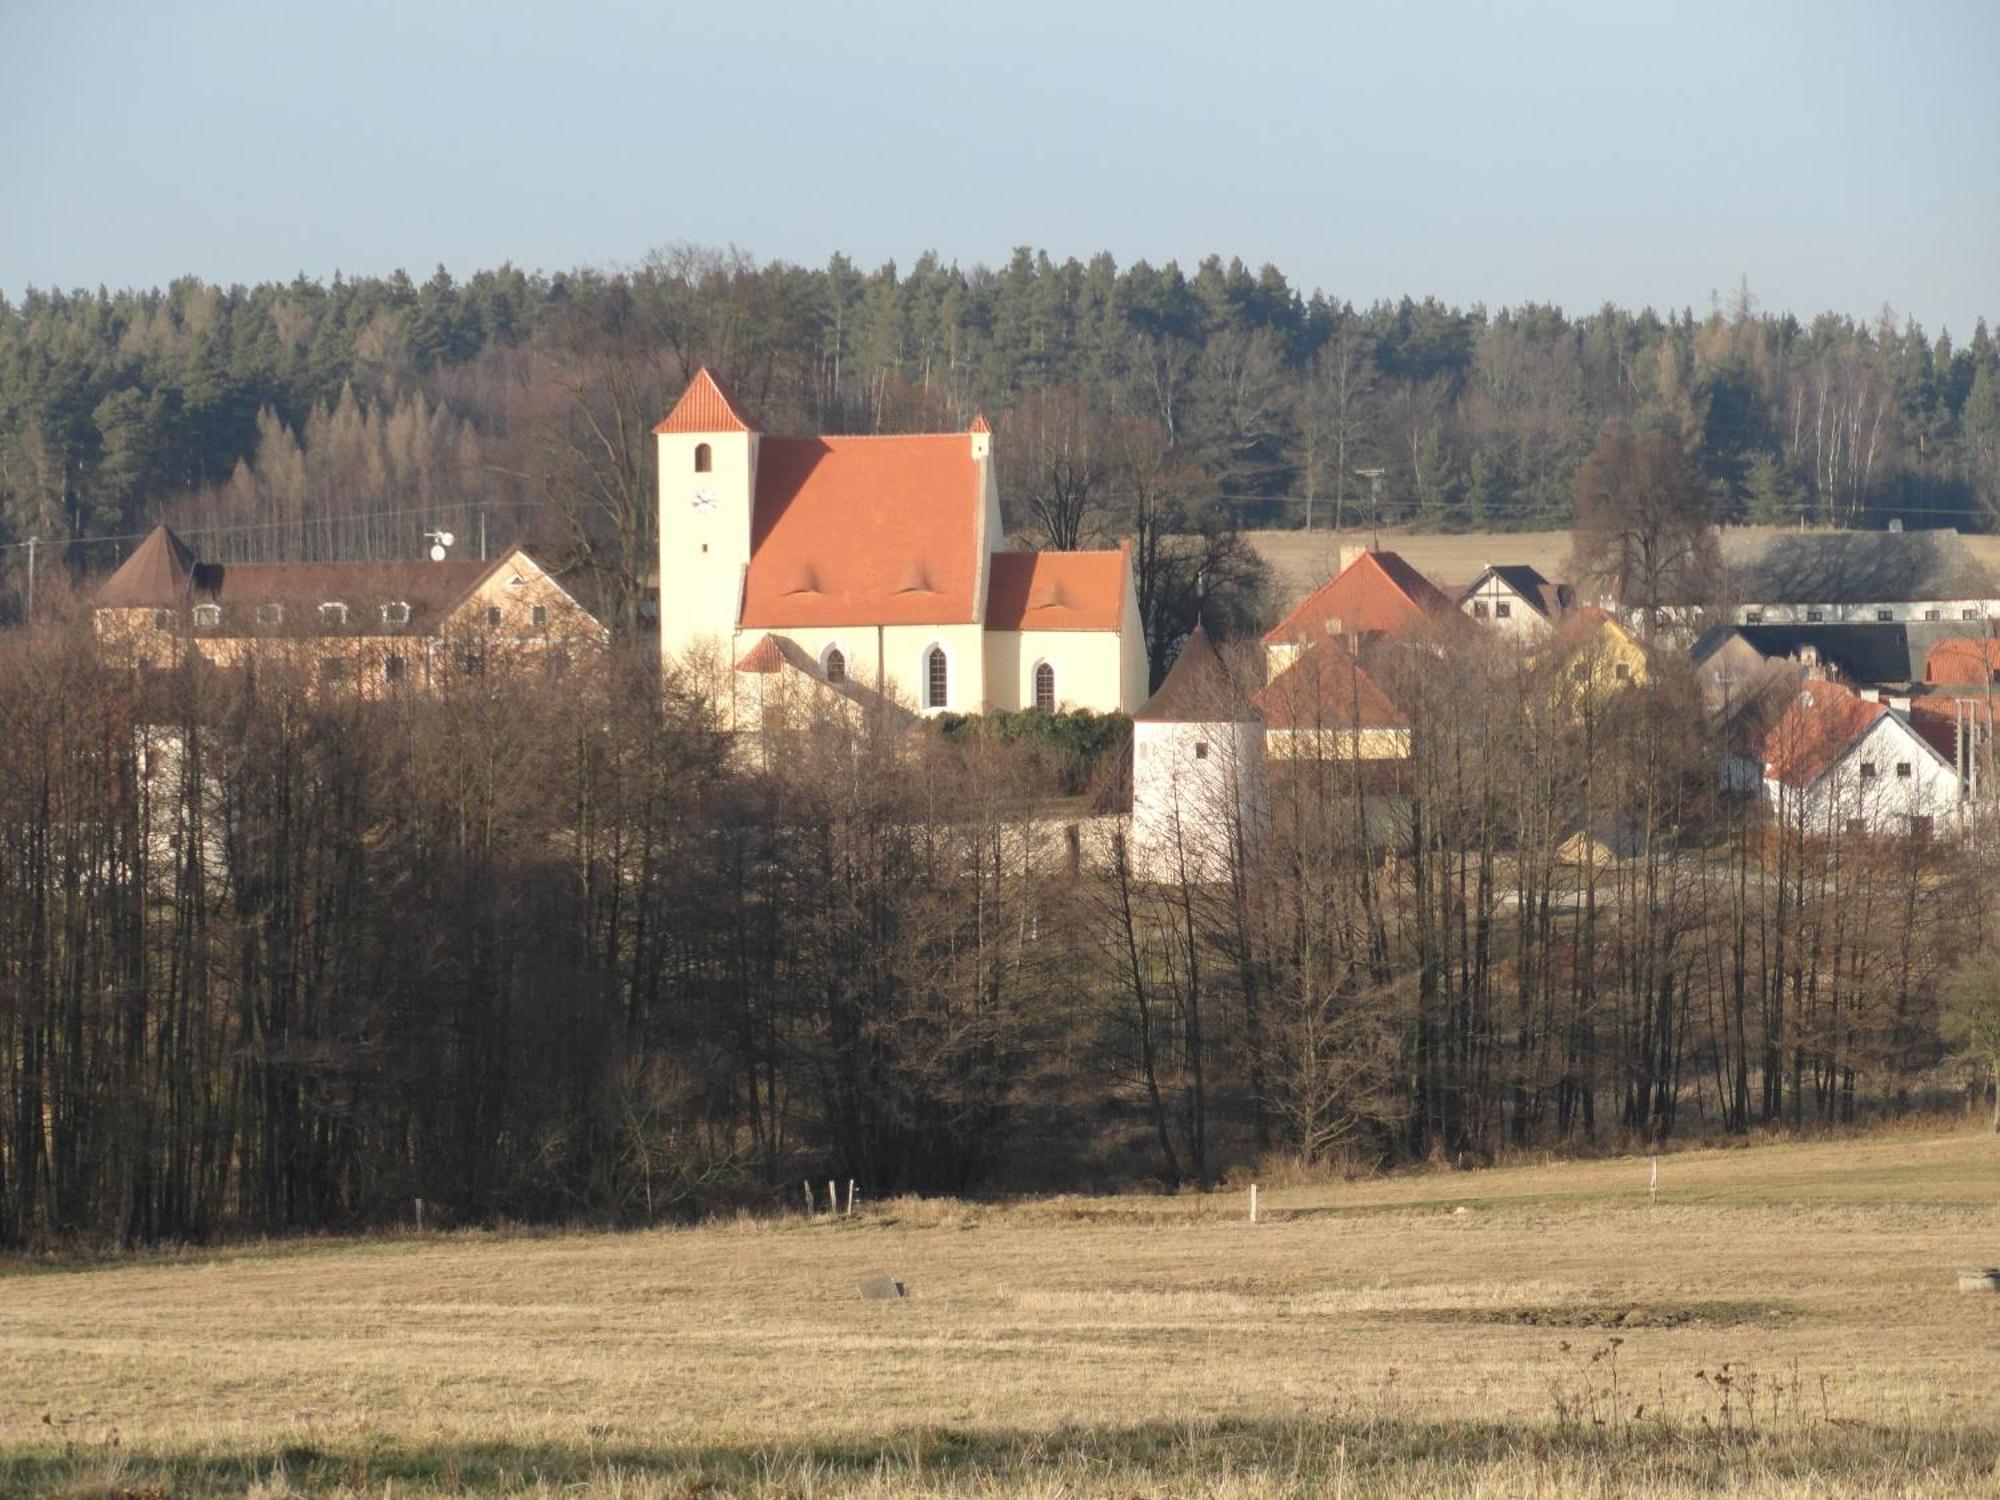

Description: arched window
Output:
[1033,661,1056,711]
[694,443,712,473]
[824,645,847,684]
[925,646,948,709]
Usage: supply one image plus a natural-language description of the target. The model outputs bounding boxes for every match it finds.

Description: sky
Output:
[3,0,1996,335]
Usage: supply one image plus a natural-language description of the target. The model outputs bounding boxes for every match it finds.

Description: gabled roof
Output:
[1464,564,1569,619]
[1264,550,1454,643]
[742,435,982,628]
[654,367,759,435]
[1253,641,1407,731]
[1558,605,1642,650]
[985,548,1127,632]
[98,525,197,608]
[1137,626,1247,722]
[1924,635,2000,685]
[1737,529,1996,606]
[1732,623,1916,686]
[735,634,785,673]
[1764,682,1891,787]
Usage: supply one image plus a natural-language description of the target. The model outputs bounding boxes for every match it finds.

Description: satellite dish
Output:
[429,543,447,562]
[439,531,455,548]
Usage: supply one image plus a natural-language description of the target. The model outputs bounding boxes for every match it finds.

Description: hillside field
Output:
[3,1127,2000,1496]
[1246,526,2000,611]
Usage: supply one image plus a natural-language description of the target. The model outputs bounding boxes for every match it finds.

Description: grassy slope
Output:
[4,1126,1998,1496]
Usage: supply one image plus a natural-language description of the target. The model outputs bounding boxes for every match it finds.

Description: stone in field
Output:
[858,1274,907,1300]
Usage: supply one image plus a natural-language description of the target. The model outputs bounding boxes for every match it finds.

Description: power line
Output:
[0,500,545,556]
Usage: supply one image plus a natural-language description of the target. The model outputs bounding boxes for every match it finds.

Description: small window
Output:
[384,654,407,684]
[1472,600,1489,619]
[507,574,527,589]
[193,604,220,627]
[1495,601,1512,619]
[1926,609,1943,622]
[824,646,847,684]
[1859,761,1878,780]
[1033,661,1056,711]
[1744,611,1763,624]
[1614,661,1632,681]
[382,601,411,626]
[152,609,170,631]
[1876,608,1894,622]
[318,656,347,683]
[256,603,284,627]
[1846,817,1866,835]
[531,603,549,630]
[1966,609,1982,621]
[1806,610,1824,623]
[319,602,348,626]
[1896,762,1913,779]
[1194,741,1211,760]
[486,605,503,630]
[924,646,948,709]
[694,442,713,473]
[459,648,485,678]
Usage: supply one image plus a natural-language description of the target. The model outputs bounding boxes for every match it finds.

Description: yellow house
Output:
[655,369,1148,724]
[1551,606,1648,702]
[94,524,607,691]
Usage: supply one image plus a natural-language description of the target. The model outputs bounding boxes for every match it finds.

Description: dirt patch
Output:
[1412,1301,1796,1330]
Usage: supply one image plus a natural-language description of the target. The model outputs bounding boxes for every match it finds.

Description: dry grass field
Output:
[4,1127,2000,1497]
[1247,525,2000,612]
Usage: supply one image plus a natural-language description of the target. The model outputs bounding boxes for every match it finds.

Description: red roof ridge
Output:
[969,413,991,434]
[655,367,758,435]
[735,634,785,673]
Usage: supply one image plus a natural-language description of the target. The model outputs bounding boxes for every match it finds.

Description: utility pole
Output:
[479,508,488,562]
[24,536,37,619]
[1354,468,1387,550]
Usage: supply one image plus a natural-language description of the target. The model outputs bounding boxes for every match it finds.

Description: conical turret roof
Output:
[1136,625,1249,722]
[97,525,196,608]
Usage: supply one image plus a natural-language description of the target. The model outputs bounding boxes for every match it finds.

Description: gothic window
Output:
[925,646,948,709]
[824,646,847,684]
[1033,661,1056,711]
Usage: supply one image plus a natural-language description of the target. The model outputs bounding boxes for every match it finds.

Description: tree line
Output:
[2,604,1995,1249]
[4,248,1998,634]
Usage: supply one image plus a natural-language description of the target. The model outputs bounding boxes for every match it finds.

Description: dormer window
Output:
[382,601,411,626]
[319,602,348,626]
[255,603,284,628]
[694,443,713,473]
[193,604,220,627]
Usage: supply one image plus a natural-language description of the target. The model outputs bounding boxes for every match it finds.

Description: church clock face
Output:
[692,487,717,512]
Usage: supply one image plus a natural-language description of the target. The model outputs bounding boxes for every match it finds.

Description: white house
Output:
[1762,680,1959,838]
[655,369,1148,724]
[1458,564,1573,639]
[1733,529,2000,627]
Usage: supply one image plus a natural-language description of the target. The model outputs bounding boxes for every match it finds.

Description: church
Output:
[655,370,1148,723]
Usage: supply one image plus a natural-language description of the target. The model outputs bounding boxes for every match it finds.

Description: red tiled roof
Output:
[1763,682,1888,787]
[1264,550,1454,643]
[741,435,982,628]
[969,413,991,434]
[1924,636,2000,685]
[654,368,758,435]
[985,548,1127,632]
[734,634,785,673]
[1253,641,1407,731]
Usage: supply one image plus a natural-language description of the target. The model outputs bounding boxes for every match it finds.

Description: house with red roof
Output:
[1261,547,1455,676]
[1252,640,1410,761]
[1923,636,2000,687]
[1761,679,1959,837]
[656,370,1147,722]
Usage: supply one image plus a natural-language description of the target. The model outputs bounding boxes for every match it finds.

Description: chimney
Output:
[1858,688,1880,703]
[1337,544,1368,575]
[1889,694,1912,712]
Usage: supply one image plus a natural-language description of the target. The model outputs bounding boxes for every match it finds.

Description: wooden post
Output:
[845,1179,856,1216]
[1249,1184,1259,1224]
[1649,1157,1659,1206]
[803,1180,815,1216]
[415,1197,424,1233]
[827,1179,838,1217]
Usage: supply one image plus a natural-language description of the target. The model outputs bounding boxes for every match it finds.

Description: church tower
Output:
[655,368,759,665]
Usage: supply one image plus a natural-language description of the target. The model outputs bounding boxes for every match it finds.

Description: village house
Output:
[1253,640,1410,762]
[1551,605,1648,697]
[93,524,606,689]
[1923,635,2000,687]
[1761,679,1959,838]
[1731,528,2000,627]
[1458,563,1574,638]
[654,369,1147,725]
[1261,546,1457,677]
